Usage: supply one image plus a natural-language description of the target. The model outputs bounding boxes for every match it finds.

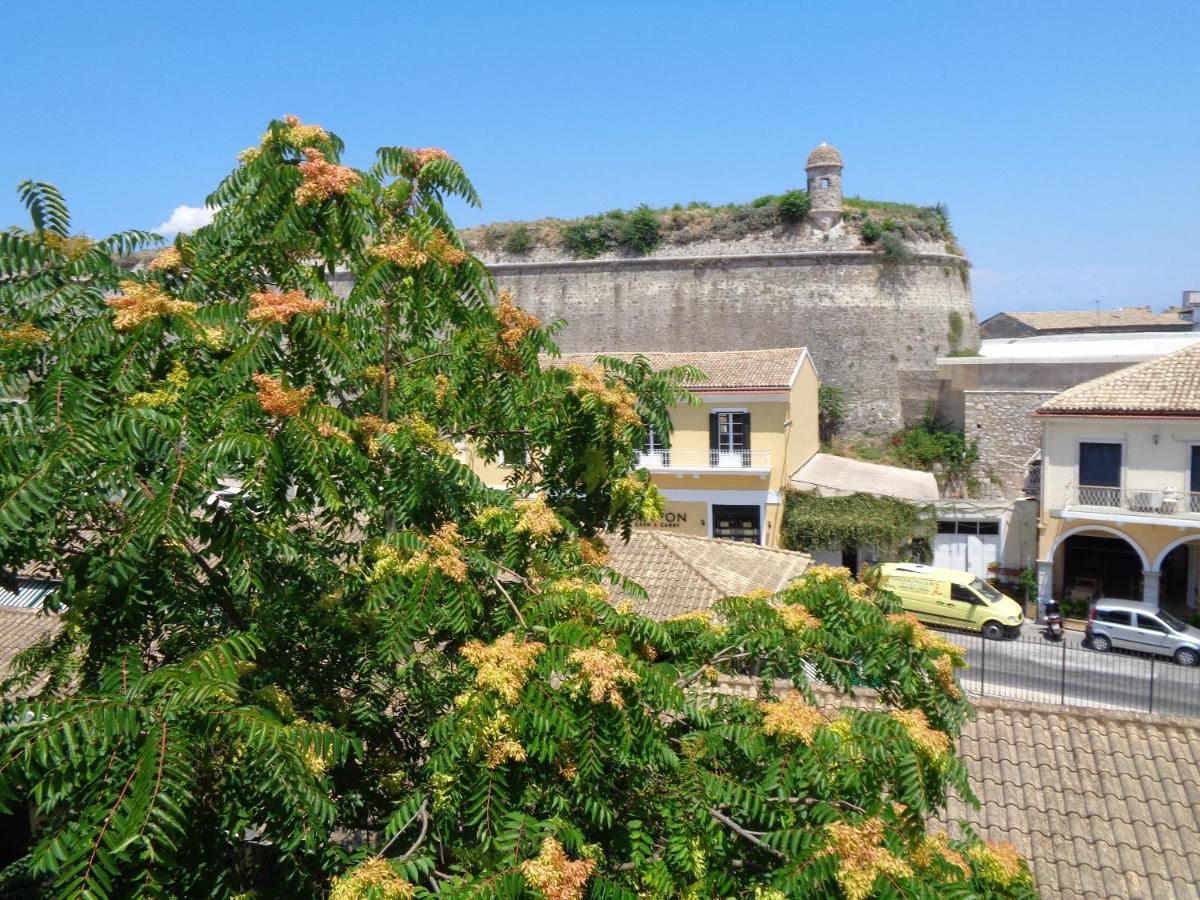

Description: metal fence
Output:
[949,629,1200,718]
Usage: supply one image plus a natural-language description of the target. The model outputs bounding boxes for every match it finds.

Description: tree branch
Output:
[707,807,787,861]
[489,573,529,634]
[680,647,753,689]
[378,797,429,858]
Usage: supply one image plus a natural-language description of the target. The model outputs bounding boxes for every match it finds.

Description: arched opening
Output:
[1051,527,1147,610]
[820,178,831,189]
[1154,534,1200,618]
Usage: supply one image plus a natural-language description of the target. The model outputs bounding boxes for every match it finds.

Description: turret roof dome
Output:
[806,142,843,168]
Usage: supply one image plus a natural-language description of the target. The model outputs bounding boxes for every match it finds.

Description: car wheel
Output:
[1174,647,1200,667]
[1091,634,1112,653]
[981,621,1005,641]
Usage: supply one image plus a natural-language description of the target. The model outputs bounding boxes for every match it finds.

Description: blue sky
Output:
[2,1,1197,318]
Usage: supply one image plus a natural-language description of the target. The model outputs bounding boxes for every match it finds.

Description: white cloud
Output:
[156,204,218,236]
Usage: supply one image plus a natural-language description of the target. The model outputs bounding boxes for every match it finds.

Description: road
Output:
[942,623,1200,718]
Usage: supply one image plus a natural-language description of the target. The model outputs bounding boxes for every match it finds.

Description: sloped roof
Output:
[716,676,1200,898]
[545,348,809,391]
[1037,341,1200,416]
[606,531,811,619]
[790,453,939,503]
[992,308,1189,333]
[939,696,1200,898]
[0,607,59,685]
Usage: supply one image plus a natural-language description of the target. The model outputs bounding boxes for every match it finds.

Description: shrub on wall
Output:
[778,189,811,222]
[818,383,846,444]
[503,224,532,255]
[620,204,661,255]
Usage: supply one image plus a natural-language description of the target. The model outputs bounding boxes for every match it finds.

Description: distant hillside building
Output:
[980,308,1190,340]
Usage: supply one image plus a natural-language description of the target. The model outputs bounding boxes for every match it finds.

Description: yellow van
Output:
[879,563,1024,639]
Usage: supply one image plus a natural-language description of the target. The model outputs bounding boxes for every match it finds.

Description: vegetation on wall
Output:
[781,490,934,557]
[464,190,957,259]
[818,383,846,444]
[0,117,1033,898]
[502,223,532,255]
[830,405,984,498]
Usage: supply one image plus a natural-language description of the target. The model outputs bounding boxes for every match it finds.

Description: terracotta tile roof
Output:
[1037,341,1200,416]
[717,677,1200,898]
[0,607,59,686]
[606,531,811,619]
[544,348,808,391]
[999,308,1189,332]
[790,453,939,503]
[938,697,1200,898]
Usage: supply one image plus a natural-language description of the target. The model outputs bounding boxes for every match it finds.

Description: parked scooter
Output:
[1044,600,1064,641]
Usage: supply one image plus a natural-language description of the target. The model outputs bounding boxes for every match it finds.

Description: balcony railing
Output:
[636,448,771,471]
[1066,484,1200,517]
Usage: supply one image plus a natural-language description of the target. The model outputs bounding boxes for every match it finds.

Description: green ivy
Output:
[781,489,933,553]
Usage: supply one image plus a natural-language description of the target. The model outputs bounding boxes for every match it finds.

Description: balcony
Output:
[636,448,771,474]
[1060,483,1200,524]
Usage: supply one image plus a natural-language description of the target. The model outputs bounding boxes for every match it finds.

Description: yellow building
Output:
[1034,342,1200,615]
[469,348,818,547]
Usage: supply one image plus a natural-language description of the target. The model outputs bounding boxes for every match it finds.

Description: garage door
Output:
[933,520,1000,579]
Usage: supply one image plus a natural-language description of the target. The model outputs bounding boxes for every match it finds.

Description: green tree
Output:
[818,384,846,445]
[0,117,1034,898]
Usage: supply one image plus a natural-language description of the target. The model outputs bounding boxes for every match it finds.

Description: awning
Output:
[789,453,939,504]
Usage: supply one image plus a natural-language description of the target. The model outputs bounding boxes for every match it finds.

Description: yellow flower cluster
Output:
[282,113,329,146]
[520,838,596,900]
[759,691,825,746]
[434,373,451,403]
[565,364,641,436]
[568,647,639,708]
[237,146,261,164]
[357,414,401,457]
[932,655,961,698]
[295,148,361,205]
[822,818,914,900]
[107,281,197,330]
[127,389,180,409]
[577,536,609,566]
[472,709,527,768]
[369,228,466,268]
[404,412,455,455]
[495,291,542,350]
[804,564,854,583]
[400,522,469,583]
[247,289,327,325]
[41,232,95,259]
[317,421,353,444]
[668,609,716,627]
[252,373,313,418]
[890,708,951,765]
[913,832,970,880]
[298,722,335,777]
[412,147,453,169]
[514,494,562,541]
[0,322,50,346]
[887,613,967,666]
[147,246,182,272]
[777,603,821,633]
[328,858,415,900]
[460,633,545,705]
[965,840,1031,887]
[545,577,608,603]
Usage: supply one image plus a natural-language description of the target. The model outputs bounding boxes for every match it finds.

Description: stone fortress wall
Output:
[469,144,978,434]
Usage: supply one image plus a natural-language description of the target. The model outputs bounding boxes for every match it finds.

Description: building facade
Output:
[1034,343,1200,616]
[467,348,819,547]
